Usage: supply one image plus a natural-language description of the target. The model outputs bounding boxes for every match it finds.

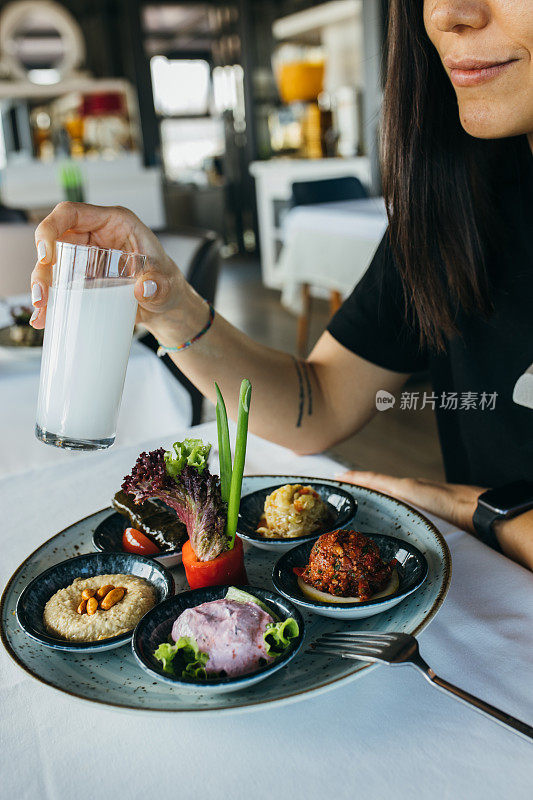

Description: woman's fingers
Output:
[339,469,484,532]
[340,469,415,498]
[29,260,51,329]
[134,271,169,308]
[34,202,79,267]
[31,209,58,328]
[30,304,47,329]
[32,263,173,329]
[30,201,184,328]
[133,262,181,313]
[30,202,143,329]
[34,201,134,267]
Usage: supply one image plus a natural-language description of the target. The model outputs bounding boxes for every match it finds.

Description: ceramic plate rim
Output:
[1,477,452,714]
[0,325,141,354]
[0,324,43,355]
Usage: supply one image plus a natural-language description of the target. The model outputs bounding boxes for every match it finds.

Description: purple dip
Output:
[171,598,274,678]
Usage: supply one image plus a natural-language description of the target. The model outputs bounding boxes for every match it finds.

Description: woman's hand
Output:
[339,470,484,533]
[340,470,533,571]
[29,201,189,330]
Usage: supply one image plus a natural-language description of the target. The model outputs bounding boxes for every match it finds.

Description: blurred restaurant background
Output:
[0,0,444,480]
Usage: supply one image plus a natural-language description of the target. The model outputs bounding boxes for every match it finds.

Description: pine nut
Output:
[86,597,98,615]
[96,584,115,599]
[100,587,125,610]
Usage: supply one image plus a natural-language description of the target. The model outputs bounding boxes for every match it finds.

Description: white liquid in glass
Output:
[36,279,137,441]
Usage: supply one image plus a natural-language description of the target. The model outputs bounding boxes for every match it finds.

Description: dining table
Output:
[1,420,532,800]
[279,197,388,314]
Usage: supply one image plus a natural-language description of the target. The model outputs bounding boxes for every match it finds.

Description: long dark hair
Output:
[382,0,497,351]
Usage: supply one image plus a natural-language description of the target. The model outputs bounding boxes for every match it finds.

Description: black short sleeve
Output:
[327,231,429,374]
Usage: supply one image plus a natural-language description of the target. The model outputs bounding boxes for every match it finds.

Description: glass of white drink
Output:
[35,241,147,450]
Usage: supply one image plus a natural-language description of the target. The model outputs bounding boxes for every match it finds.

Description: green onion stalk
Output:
[215,382,232,504]
[216,379,251,550]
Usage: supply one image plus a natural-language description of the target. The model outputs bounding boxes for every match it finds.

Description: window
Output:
[159,117,224,180]
[150,56,210,116]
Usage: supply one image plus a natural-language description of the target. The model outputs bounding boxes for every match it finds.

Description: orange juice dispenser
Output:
[272,46,330,158]
[277,60,325,104]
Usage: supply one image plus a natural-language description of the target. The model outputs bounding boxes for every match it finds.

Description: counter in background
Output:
[1,152,164,230]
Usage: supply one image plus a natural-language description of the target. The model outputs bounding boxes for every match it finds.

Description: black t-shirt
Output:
[328,136,533,487]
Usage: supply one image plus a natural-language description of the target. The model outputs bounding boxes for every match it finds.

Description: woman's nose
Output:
[429,0,490,32]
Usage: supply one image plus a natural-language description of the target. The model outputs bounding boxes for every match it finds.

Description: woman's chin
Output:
[458,102,533,141]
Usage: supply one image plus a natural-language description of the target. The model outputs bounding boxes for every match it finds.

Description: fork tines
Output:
[308,631,400,661]
[314,632,395,647]
[318,632,397,642]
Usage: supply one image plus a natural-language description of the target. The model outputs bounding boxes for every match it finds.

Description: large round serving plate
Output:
[1,475,451,714]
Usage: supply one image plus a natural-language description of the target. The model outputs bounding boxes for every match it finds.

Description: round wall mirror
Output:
[0,0,85,84]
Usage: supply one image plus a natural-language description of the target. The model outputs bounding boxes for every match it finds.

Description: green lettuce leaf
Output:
[164,439,211,479]
[224,586,280,621]
[154,635,209,680]
[263,618,300,656]
[224,587,299,657]
[153,642,179,673]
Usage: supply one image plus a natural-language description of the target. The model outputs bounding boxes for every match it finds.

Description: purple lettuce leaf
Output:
[121,448,227,561]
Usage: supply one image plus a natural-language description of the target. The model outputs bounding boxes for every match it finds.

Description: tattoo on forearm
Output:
[292,357,313,427]
[293,357,305,427]
[302,361,313,416]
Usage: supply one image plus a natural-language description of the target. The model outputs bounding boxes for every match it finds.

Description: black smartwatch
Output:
[473,480,533,552]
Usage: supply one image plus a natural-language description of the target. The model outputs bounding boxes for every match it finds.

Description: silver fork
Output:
[310,631,533,743]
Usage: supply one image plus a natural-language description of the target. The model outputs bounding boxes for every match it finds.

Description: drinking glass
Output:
[35,241,147,450]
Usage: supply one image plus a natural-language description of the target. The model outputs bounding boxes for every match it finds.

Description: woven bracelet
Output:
[156,303,215,357]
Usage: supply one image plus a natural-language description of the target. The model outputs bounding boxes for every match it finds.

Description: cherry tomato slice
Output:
[122,527,161,556]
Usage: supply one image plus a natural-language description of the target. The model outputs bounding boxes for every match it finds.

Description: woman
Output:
[30,0,533,568]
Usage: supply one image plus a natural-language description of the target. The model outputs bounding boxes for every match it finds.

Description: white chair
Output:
[140,228,221,425]
[278,198,388,356]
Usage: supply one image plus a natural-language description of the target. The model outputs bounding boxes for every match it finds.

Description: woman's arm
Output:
[151,284,408,453]
[340,470,533,571]
[493,511,533,571]
[29,202,409,453]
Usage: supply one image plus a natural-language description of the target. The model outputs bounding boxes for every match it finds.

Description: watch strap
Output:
[472,500,503,553]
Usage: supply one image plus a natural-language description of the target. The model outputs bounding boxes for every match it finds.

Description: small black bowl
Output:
[272,533,428,620]
[16,552,175,653]
[237,482,357,552]
[93,511,183,567]
[132,585,304,693]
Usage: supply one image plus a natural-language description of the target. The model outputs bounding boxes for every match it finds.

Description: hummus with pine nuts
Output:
[43,574,156,642]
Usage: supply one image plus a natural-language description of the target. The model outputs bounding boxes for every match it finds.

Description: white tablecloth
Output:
[0,295,192,478]
[279,198,388,313]
[1,422,532,799]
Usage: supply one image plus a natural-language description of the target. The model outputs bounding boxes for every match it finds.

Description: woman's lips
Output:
[446,58,518,87]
